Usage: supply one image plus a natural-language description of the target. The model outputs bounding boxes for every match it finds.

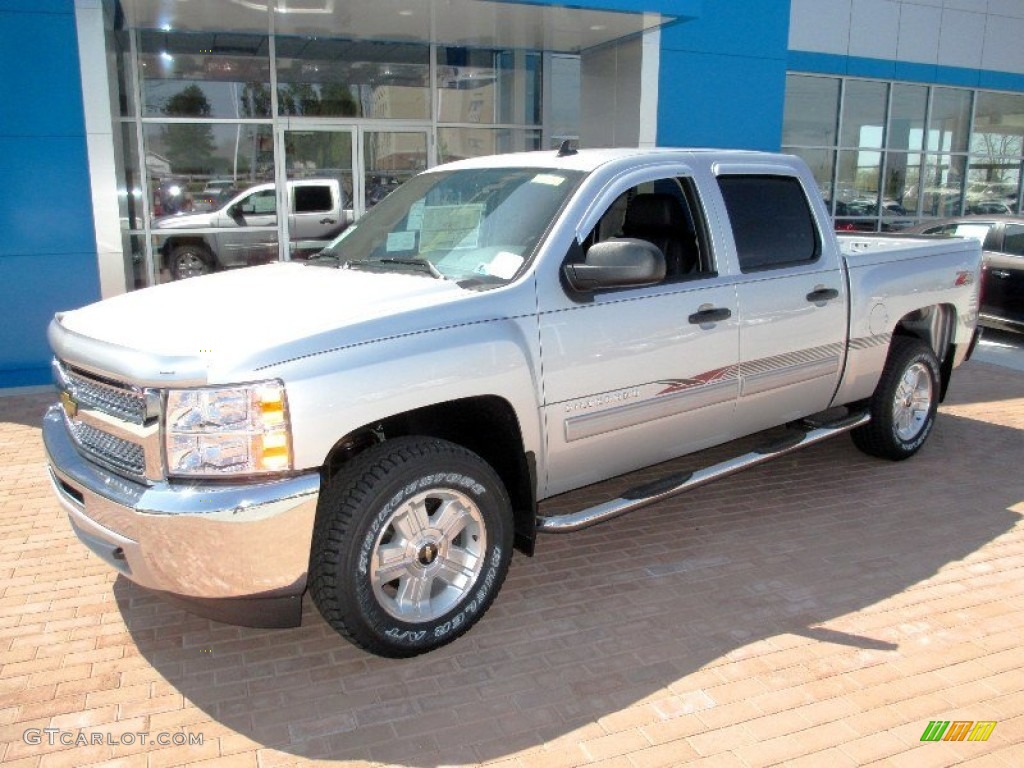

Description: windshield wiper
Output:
[372,259,444,280]
[306,251,342,268]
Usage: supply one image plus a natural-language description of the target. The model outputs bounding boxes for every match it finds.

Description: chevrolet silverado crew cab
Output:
[154,177,351,280]
[44,148,982,657]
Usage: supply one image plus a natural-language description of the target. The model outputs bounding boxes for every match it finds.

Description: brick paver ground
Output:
[1,360,1022,767]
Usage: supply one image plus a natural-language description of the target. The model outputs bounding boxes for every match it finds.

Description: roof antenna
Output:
[557,139,578,157]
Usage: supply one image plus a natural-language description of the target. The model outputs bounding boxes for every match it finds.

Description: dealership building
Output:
[3,0,1024,387]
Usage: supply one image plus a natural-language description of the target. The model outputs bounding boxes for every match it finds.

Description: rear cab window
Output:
[294,184,334,214]
[717,175,820,272]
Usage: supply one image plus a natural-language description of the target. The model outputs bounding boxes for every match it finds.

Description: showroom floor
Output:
[1,357,1022,767]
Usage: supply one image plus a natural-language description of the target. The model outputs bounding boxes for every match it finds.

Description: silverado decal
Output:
[656,366,739,396]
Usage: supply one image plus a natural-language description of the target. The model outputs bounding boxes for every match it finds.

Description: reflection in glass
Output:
[783,75,840,147]
[437,128,542,163]
[124,235,148,291]
[363,132,428,212]
[437,48,542,125]
[115,122,142,231]
[883,152,923,218]
[920,154,967,217]
[889,84,927,151]
[152,218,280,285]
[928,88,972,153]
[139,31,271,118]
[283,130,355,257]
[784,147,835,209]
[836,149,881,210]
[275,37,430,120]
[549,55,581,145]
[109,27,134,117]
[143,123,274,218]
[967,159,1020,214]
[840,80,887,149]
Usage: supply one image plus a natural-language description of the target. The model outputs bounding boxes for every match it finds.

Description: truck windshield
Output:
[313,167,585,286]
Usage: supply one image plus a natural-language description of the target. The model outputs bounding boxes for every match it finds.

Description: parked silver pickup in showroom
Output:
[44,148,982,657]
[154,177,350,280]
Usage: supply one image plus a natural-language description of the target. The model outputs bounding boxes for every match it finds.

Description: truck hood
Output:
[54,262,477,384]
[153,211,218,229]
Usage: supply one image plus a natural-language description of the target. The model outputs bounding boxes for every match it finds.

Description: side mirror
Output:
[562,238,666,292]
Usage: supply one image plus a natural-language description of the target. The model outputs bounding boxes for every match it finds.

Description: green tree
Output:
[162,84,217,175]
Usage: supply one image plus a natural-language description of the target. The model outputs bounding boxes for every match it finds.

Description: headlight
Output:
[164,381,292,477]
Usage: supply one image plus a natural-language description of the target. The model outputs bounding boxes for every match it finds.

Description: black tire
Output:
[170,244,213,280]
[851,336,941,461]
[310,436,513,658]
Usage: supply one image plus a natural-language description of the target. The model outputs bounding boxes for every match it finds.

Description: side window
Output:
[241,189,276,215]
[582,176,712,281]
[294,185,334,214]
[717,175,820,271]
[1002,225,1024,256]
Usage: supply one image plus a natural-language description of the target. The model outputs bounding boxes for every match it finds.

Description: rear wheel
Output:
[310,437,513,657]
[851,336,941,460]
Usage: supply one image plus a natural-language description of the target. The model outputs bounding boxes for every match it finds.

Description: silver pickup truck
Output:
[154,178,350,280]
[43,148,982,657]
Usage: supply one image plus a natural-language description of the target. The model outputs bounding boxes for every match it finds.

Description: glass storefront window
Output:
[275,37,430,120]
[928,88,972,153]
[124,234,148,291]
[437,128,542,163]
[437,47,542,126]
[785,74,1024,228]
[549,55,581,146]
[889,84,927,152]
[109,27,135,117]
[972,92,1024,160]
[784,147,836,208]
[115,122,142,231]
[840,80,888,149]
[783,75,840,147]
[921,154,967,217]
[836,149,882,217]
[138,31,272,119]
[883,152,923,219]
[142,123,274,219]
[967,159,1020,214]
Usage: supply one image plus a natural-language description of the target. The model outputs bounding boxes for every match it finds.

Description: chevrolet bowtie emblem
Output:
[60,390,78,419]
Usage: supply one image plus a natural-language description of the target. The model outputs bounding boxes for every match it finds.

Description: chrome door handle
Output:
[990,269,1010,279]
[320,218,336,225]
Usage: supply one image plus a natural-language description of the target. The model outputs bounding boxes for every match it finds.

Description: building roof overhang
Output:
[119,0,691,53]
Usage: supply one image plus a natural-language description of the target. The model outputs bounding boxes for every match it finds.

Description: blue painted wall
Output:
[655,1,790,151]
[0,0,99,388]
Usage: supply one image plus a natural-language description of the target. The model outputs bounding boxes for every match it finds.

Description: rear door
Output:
[289,181,343,258]
[714,170,848,433]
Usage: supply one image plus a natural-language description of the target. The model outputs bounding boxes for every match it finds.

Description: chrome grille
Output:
[64,367,147,425]
[69,421,146,477]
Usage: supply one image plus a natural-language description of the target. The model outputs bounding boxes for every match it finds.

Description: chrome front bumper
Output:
[42,405,320,627]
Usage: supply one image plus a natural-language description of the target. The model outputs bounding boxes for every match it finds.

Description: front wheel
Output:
[310,437,513,657]
[170,244,213,280]
[851,336,941,460]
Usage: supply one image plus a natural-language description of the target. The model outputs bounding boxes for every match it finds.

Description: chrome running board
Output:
[536,410,870,534]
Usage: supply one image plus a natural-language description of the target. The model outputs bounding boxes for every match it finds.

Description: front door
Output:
[537,166,742,497]
[281,124,429,258]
